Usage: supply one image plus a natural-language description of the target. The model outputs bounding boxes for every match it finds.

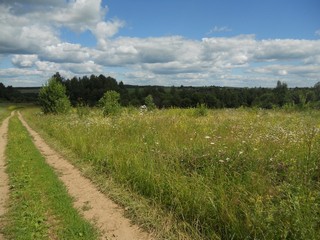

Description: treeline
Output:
[2,72,320,109]
[58,73,320,109]
[0,82,34,102]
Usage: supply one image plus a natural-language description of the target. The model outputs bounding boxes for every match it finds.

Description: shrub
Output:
[76,102,90,118]
[145,94,156,110]
[38,78,71,114]
[194,103,208,116]
[99,90,121,116]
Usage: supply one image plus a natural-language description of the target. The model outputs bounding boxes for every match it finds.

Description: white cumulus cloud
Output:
[11,54,38,68]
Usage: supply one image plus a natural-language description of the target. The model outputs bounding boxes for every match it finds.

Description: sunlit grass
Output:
[23,107,320,239]
[0,104,13,122]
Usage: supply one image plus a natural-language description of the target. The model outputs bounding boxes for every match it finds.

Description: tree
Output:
[38,77,71,114]
[52,72,64,83]
[257,93,276,109]
[145,94,156,110]
[99,90,121,116]
[274,81,288,107]
[314,82,320,100]
[0,82,6,99]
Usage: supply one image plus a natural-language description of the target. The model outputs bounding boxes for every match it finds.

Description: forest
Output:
[1,72,320,110]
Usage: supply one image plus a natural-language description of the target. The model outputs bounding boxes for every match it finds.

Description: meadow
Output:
[23,107,320,239]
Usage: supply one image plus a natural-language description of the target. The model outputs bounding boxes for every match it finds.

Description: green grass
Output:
[23,107,320,239]
[0,108,8,122]
[0,103,30,122]
[0,104,14,122]
[3,115,98,240]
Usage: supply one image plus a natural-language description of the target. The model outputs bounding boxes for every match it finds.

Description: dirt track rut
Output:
[0,112,13,240]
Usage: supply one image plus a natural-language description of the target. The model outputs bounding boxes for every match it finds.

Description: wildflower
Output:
[205,136,211,139]
[226,157,230,161]
[190,138,193,141]
[239,151,243,155]
[219,160,224,163]
[210,142,215,145]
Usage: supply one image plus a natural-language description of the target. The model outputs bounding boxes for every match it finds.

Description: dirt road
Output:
[0,113,13,240]
[18,112,153,240]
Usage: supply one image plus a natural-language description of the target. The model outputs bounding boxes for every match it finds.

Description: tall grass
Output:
[23,108,320,239]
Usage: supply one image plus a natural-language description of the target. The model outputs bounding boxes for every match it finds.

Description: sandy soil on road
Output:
[18,112,153,240]
[0,112,13,240]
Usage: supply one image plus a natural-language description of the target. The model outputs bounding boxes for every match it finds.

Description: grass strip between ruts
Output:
[3,115,98,239]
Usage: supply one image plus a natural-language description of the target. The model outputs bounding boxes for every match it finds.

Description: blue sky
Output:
[0,0,319,87]
[107,0,319,39]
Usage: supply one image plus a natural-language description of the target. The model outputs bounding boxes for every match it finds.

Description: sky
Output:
[0,0,319,88]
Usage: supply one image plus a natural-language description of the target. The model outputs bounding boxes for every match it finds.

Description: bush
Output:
[76,102,90,118]
[99,90,121,116]
[145,94,156,110]
[194,103,208,116]
[38,78,71,114]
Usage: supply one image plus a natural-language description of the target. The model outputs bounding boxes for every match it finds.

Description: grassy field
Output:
[3,115,98,239]
[23,107,320,239]
[0,104,27,121]
[0,104,13,122]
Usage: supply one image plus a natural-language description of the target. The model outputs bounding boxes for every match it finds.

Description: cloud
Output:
[93,36,189,66]
[11,54,38,68]
[254,39,320,61]
[142,61,203,75]
[93,19,125,48]
[92,34,320,87]
[40,43,90,63]
[0,6,60,54]
[248,64,320,79]
[1,0,66,14]
[207,26,232,35]
[0,67,42,78]
[201,35,256,67]
[63,61,103,74]
[52,0,107,32]
[34,60,60,73]
[1,0,65,7]
[0,0,124,56]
